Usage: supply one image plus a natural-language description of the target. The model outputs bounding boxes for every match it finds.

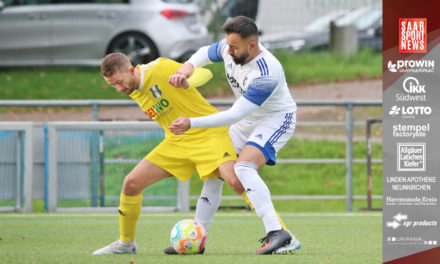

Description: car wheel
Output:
[107,33,159,65]
[178,51,195,62]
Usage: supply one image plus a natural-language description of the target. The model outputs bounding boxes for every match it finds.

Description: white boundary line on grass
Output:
[0,212,382,218]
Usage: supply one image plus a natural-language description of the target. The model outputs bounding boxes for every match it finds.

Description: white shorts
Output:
[229,112,296,165]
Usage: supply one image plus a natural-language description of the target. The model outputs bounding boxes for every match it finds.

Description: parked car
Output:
[260,9,349,52]
[260,5,382,52]
[0,0,209,66]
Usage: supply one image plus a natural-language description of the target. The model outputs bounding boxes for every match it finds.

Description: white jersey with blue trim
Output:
[208,39,297,119]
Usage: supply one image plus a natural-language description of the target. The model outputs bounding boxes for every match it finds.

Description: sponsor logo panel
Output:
[397,143,426,172]
[399,18,427,53]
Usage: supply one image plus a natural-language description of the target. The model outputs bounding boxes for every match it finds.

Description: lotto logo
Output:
[399,18,427,53]
[389,105,432,118]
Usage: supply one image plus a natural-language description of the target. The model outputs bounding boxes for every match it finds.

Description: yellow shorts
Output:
[145,127,237,182]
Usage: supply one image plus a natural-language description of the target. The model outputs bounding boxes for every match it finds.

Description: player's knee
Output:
[122,175,142,195]
[234,161,258,181]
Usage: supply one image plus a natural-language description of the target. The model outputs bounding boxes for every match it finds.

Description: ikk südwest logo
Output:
[399,18,427,53]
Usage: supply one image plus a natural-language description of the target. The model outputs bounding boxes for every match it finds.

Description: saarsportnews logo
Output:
[399,18,427,53]
[396,76,426,102]
[389,105,432,118]
[387,60,434,73]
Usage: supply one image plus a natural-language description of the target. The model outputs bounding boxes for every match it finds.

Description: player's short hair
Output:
[222,16,259,39]
[101,53,131,77]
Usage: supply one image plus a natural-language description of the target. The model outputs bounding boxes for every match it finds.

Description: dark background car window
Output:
[4,0,50,6]
[50,0,128,3]
[162,0,193,3]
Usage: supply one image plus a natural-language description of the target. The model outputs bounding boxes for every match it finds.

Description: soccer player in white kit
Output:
[169,16,301,255]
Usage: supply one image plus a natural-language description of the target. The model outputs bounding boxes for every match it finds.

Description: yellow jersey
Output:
[129,58,220,139]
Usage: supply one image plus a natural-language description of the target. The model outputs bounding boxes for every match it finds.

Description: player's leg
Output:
[163,175,224,255]
[164,129,237,255]
[232,112,301,254]
[93,159,171,255]
[235,146,296,255]
[194,177,224,231]
[217,160,258,211]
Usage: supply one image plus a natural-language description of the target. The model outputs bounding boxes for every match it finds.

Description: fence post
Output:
[92,103,99,121]
[47,124,58,212]
[16,131,22,211]
[91,103,100,207]
[366,119,382,210]
[99,130,105,207]
[346,103,353,211]
[23,127,33,212]
[91,132,99,207]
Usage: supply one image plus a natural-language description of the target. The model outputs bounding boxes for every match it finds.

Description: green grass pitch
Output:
[0,211,381,264]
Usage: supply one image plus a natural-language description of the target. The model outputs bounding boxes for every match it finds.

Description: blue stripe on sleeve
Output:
[208,40,224,62]
[261,58,269,75]
[243,76,278,106]
[256,60,264,76]
[257,58,269,76]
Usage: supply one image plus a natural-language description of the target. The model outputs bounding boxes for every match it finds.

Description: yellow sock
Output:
[275,211,288,231]
[240,192,255,211]
[241,192,288,231]
[118,193,142,242]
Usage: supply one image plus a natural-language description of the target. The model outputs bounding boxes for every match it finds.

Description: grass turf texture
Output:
[0,212,381,264]
[0,49,381,100]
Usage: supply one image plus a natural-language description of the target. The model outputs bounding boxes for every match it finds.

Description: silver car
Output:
[0,0,209,66]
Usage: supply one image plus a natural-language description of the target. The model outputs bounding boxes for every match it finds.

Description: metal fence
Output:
[0,122,33,212]
[0,99,382,212]
[45,121,189,213]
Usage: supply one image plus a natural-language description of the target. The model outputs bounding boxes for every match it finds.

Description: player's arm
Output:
[177,39,227,78]
[168,67,213,88]
[188,67,213,87]
[169,76,278,134]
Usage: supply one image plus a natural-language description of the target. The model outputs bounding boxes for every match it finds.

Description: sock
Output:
[195,177,223,232]
[240,191,255,211]
[234,161,282,233]
[241,191,288,231]
[118,192,142,242]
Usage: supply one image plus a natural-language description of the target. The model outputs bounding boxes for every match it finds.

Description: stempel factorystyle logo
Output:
[388,60,435,73]
[393,123,430,139]
[396,76,427,102]
[399,18,427,53]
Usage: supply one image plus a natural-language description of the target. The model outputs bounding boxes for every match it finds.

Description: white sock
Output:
[118,239,134,245]
[195,177,223,232]
[234,161,282,234]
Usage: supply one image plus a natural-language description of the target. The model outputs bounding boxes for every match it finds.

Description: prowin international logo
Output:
[389,105,432,118]
[387,60,434,73]
[396,76,427,102]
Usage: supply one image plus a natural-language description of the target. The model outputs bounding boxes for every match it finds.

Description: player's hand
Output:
[168,74,189,88]
[169,117,191,135]
[177,63,195,78]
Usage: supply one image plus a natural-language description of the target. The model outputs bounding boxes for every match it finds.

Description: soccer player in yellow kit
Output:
[93,53,244,255]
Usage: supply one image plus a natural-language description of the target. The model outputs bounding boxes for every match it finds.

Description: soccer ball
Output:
[170,219,207,254]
